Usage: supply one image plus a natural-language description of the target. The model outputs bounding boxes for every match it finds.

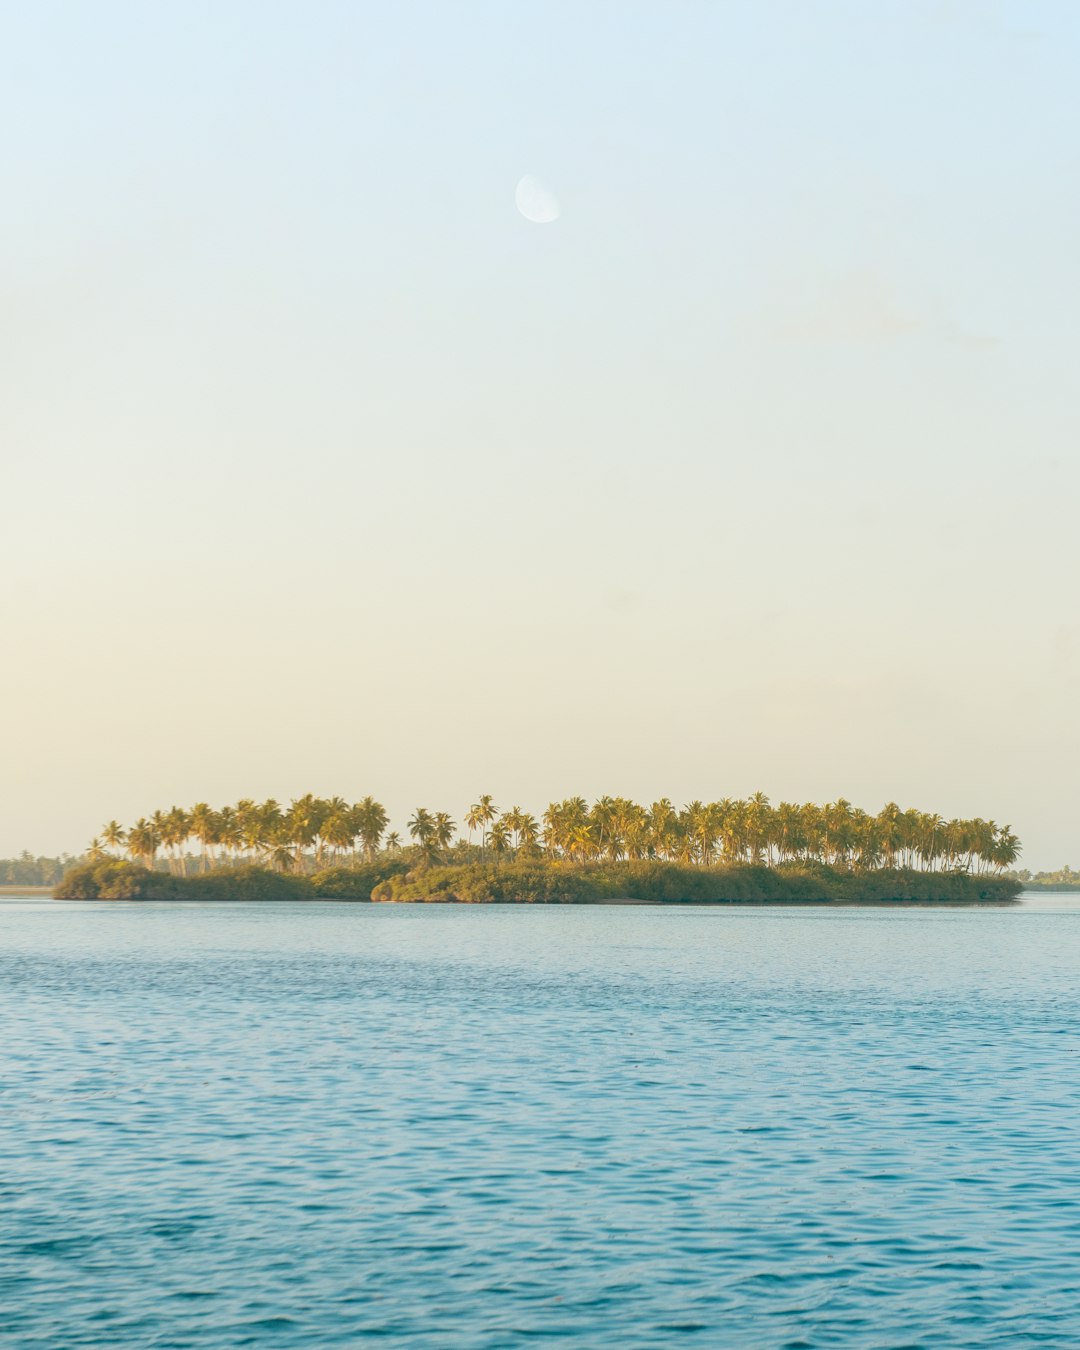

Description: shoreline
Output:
[47,894,1023,908]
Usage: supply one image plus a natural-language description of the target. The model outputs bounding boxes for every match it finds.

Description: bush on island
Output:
[56,861,313,901]
[310,860,410,899]
[55,860,158,900]
[55,858,1021,905]
[369,860,1021,905]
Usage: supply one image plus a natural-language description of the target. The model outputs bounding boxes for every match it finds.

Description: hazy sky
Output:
[2,1,1078,865]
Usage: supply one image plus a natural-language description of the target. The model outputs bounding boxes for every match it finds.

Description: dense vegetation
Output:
[55,860,409,901]
[1007,867,1080,891]
[84,792,1022,876]
[368,861,1019,905]
[54,858,1020,904]
[0,853,84,887]
[56,791,1022,904]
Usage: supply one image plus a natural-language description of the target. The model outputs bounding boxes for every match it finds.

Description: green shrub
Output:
[367,860,1021,905]
[311,860,410,899]
[56,858,1021,905]
[175,867,314,901]
[55,860,156,900]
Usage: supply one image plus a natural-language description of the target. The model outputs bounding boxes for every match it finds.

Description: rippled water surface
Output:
[2,895,1079,1347]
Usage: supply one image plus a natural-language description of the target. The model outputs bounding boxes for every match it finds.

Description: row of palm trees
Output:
[91,793,1021,875]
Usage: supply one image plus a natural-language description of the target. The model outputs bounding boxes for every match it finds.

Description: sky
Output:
[2,0,1078,866]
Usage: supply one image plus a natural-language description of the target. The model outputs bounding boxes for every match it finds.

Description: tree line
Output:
[0,853,84,887]
[89,793,1021,876]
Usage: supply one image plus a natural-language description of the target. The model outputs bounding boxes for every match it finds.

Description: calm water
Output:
[2,894,1079,1348]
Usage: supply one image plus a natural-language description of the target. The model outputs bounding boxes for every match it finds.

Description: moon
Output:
[515,175,560,224]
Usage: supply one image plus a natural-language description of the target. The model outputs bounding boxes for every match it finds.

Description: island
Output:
[52,793,1023,904]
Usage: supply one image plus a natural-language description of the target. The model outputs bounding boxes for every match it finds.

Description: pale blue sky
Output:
[2,1,1078,864]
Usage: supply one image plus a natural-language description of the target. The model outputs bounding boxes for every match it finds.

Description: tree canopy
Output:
[86,793,1021,877]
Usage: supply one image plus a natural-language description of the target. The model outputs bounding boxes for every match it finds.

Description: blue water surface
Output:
[1,895,1078,1347]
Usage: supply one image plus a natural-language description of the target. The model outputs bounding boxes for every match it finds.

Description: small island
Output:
[54,793,1022,905]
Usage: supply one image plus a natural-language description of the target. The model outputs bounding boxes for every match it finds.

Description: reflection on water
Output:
[1,896,1078,1346]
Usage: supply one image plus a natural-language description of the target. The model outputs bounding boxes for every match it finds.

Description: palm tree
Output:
[917,812,945,872]
[433,812,456,860]
[570,821,597,861]
[189,803,217,873]
[318,797,350,867]
[489,818,512,858]
[101,820,126,857]
[591,796,616,856]
[745,792,772,865]
[266,842,295,873]
[875,803,903,870]
[542,802,565,858]
[322,808,356,866]
[465,802,486,853]
[648,800,676,860]
[93,791,1022,888]
[516,813,540,856]
[773,802,803,864]
[258,800,284,863]
[353,798,389,862]
[468,796,498,859]
[503,807,525,852]
[989,825,1020,872]
[408,808,437,863]
[684,801,716,866]
[160,806,191,875]
[234,799,261,866]
[217,806,242,866]
[286,795,322,874]
[126,818,159,868]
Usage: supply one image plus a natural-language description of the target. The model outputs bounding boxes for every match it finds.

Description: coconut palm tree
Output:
[648,800,676,860]
[745,792,772,865]
[126,818,159,868]
[433,812,456,860]
[516,813,540,856]
[684,801,717,866]
[541,802,565,857]
[159,806,191,875]
[489,817,512,858]
[989,825,1020,872]
[465,802,486,853]
[286,795,322,874]
[97,790,1020,885]
[353,797,389,862]
[322,808,356,866]
[408,808,437,863]
[234,800,261,865]
[101,820,126,857]
[467,796,498,859]
[258,800,284,861]
[189,803,217,872]
[570,821,598,861]
[503,807,525,852]
[266,842,295,873]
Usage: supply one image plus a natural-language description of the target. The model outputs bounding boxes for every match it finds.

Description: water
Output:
[2,894,1079,1347]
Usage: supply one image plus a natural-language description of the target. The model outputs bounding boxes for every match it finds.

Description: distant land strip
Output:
[41,791,1026,904]
[54,859,1020,905]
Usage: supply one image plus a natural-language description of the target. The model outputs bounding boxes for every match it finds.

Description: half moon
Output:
[515,175,560,224]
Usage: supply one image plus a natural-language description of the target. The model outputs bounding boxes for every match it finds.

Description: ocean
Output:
[2,894,1077,1346]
